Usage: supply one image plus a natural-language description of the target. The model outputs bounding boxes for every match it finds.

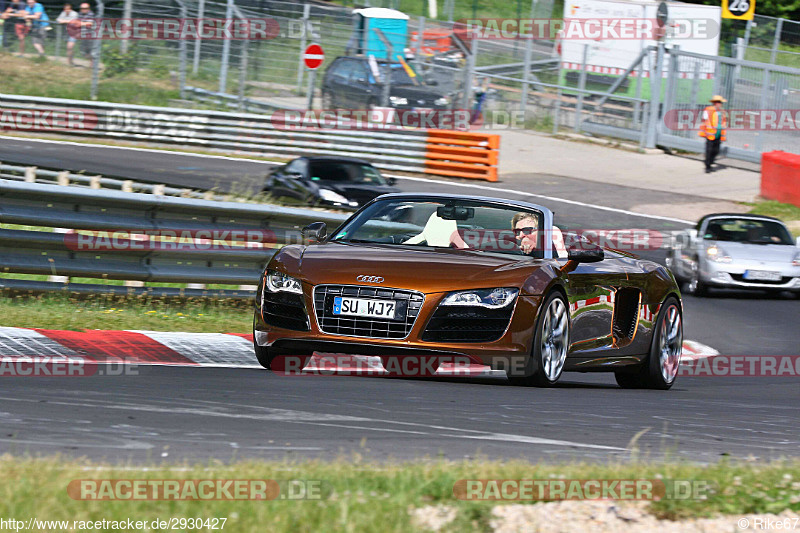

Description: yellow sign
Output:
[722,0,755,20]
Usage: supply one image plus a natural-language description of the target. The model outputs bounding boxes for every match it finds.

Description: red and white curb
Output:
[0,327,718,374]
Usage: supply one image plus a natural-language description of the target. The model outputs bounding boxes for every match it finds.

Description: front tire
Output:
[254,338,274,369]
[686,258,708,297]
[507,291,569,387]
[615,296,683,390]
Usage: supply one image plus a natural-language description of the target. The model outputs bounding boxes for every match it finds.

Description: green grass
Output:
[0,293,252,332]
[0,457,798,533]
[746,200,800,222]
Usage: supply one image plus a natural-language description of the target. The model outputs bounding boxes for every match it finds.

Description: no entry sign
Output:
[303,44,325,70]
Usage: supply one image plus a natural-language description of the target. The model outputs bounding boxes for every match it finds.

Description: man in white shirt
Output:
[56,2,78,65]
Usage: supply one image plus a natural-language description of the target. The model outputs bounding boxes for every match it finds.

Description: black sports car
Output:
[263,156,401,209]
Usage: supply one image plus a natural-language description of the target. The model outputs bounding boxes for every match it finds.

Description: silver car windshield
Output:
[703,218,793,245]
[330,199,546,257]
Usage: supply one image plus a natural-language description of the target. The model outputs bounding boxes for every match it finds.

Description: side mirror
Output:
[355,77,367,84]
[687,229,698,242]
[386,177,397,186]
[427,80,439,86]
[287,171,304,179]
[567,244,604,263]
[302,222,327,243]
[796,236,800,248]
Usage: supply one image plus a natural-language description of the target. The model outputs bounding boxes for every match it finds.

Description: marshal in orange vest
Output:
[698,96,727,141]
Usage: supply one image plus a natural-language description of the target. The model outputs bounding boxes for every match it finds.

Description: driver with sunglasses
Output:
[511,212,539,255]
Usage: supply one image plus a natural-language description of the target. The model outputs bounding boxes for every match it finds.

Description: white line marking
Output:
[0,395,625,451]
[386,174,694,224]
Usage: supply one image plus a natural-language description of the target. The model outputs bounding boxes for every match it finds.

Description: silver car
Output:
[667,214,800,297]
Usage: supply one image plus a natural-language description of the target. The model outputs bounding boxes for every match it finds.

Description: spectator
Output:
[1,0,16,50]
[1,0,25,54]
[23,0,49,57]
[74,2,95,65]
[56,2,77,65]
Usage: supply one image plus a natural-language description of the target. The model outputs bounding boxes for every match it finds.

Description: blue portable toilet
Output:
[348,8,409,61]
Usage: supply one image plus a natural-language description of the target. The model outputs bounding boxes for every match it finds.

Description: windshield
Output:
[330,199,547,257]
[308,162,388,185]
[703,218,793,245]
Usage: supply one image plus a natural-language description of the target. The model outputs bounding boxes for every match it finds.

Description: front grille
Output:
[313,285,424,339]
[421,305,514,343]
[262,290,309,331]
[730,274,791,285]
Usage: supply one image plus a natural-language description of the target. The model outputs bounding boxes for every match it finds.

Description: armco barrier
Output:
[0,94,500,182]
[425,130,500,182]
[0,179,349,294]
[761,151,800,208]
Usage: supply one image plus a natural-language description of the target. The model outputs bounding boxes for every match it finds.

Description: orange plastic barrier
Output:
[424,130,500,182]
[761,151,800,207]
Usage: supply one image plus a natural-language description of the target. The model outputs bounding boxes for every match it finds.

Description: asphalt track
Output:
[0,138,798,463]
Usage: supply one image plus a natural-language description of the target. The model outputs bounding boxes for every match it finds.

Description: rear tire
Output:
[507,291,569,387]
[614,296,683,390]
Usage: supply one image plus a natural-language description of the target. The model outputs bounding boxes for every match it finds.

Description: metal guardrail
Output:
[0,163,209,199]
[0,93,431,174]
[0,179,349,296]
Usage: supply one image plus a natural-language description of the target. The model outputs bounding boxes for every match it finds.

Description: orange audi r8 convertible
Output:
[254,194,683,389]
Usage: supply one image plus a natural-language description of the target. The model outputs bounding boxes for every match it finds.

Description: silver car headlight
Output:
[440,288,519,309]
[434,97,449,106]
[389,96,408,106]
[793,251,800,267]
[706,245,732,263]
[265,271,302,295]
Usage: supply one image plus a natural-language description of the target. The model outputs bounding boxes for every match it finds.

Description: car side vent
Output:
[612,288,641,341]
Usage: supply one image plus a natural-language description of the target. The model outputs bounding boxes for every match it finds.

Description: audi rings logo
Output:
[356,275,384,283]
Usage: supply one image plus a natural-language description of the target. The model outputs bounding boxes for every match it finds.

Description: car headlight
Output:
[389,96,408,106]
[318,188,350,205]
[440,288,519,309]
[793,251,800,267]
[706,244,732,263]
[434,97,449,106]
[265,271,302,295]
